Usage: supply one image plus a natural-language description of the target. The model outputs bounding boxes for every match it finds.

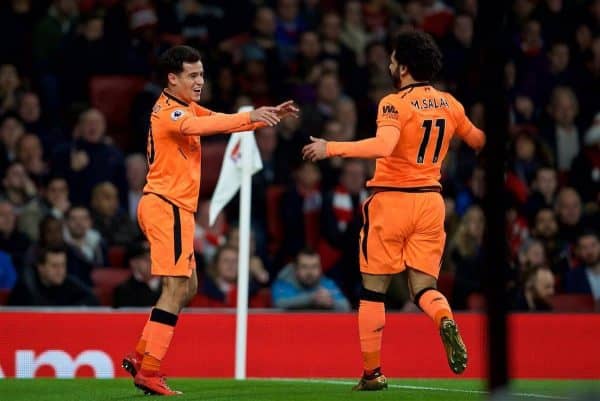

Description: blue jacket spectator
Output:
[272,248,350,311]
[0,250,17,289]
[565,231,600,301]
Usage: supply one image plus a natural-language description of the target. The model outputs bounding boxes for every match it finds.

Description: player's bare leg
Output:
[353,273,393,391]
[408,268,467,374]
[127,270,197,396]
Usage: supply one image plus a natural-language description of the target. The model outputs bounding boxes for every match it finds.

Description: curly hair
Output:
[393,31,443,82]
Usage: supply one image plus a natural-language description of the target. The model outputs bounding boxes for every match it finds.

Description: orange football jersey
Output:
[368,83,483,189]
[143,91,259,212]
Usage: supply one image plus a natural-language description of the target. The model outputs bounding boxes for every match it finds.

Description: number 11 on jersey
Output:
[417,119,446,164]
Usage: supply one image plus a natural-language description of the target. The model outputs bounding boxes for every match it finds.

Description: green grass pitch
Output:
[1,378,599,401]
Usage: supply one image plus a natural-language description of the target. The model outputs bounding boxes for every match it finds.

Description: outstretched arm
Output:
[302,125,400,161]
[181,100,299,136]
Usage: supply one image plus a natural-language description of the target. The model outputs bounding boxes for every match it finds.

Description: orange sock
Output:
[416,288,453,328]
[358,298,385,374]
[135,317,152,359]
[140,308,178,374]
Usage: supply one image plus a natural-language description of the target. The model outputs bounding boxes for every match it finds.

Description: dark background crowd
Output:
[0,0,598,312]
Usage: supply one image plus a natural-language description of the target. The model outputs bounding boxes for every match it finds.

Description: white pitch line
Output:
[266,378,570,400]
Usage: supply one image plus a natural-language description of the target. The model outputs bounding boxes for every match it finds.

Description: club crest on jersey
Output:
[171,109,185,121]
[381,103,398,118]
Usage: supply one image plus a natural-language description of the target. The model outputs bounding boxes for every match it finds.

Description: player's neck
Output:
[164,88,191,105]
[398,76,427,91]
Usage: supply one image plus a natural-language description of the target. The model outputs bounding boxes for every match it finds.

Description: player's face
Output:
[170,61,204,103]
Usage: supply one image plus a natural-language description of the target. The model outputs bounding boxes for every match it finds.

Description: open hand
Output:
[273,100,299,119]
[302,136,328,162]
[249,107,281,126]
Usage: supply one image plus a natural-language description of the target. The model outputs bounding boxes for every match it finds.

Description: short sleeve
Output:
[451,96,474,136]
[376,95,404,130]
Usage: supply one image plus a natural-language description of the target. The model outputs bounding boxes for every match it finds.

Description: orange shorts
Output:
[137,193,196,277]
[359,190,446,278]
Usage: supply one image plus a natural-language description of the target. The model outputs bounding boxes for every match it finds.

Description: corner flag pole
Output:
[234,106,254,380]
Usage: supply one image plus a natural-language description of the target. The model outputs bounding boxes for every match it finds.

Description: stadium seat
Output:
[249,288,272,308]
[437,272,455,300]
[91,268,132,306]
[107,246,126,268]
[199,139,228,198]
[467,293,486,311]
[0,289,10,305]
[89,75,146,149]
[549,294,595,312]
[265,185,285,256]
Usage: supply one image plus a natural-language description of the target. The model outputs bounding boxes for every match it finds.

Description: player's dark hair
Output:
[393,31,443,82]
[157,45,201,86]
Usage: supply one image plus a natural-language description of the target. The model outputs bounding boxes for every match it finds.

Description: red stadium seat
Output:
[89,75,146,149]
[265,185,285,256]
[249,288,272,308]
[0,289,10,305]
[199,139,228,198]
[549,294,596,312]
[467,293,486,311]
[437,272,455,300]
[92,268,132,306]
[107,246,126,268]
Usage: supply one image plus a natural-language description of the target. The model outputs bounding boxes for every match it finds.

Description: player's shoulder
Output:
[435,89,464,112]
[152,93,190,124]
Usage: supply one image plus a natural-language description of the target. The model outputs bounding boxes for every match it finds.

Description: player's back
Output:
[369,83,478,189]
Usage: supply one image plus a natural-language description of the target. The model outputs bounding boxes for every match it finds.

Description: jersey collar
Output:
[398,82,431,92]
[163,90,189,107]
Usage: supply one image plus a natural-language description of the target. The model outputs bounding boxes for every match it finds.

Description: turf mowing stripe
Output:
[267,378,570,400]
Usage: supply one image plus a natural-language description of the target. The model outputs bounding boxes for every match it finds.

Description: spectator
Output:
[90,181,140,247]
[340,0,370,66]
[63,205,104,267]
[0,112,25,163]
[517,238,547,271]
[16,133,48,184]
[226,226,270,285]
[198,245,261,307]
[542,86,582,174]
[450,205,485,309]
[8,246,99,306]
[274,0,306,63]
[193,200,227,267]
[300,71,343,136]
[0,250,17,290]
[0,200,31,270]
[18,176,70,241]
[272,248,350,310]
[1,161,37,210]
[319,11,356,84]
[24,215,93,286]
[113,240,161,308]
[524,166,558,219]
[125,153,147,223]
[555,187,584,244]
[512,265,555,312]
[0,64,24,114]
[51,108,128,208]
[564,230,600,301]
[569,112,600,205]
[455,166,485,216]
[531,207,569,278]
[280,160,322,263]
[320,159,368,301]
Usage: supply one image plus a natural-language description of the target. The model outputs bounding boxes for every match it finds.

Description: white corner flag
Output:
[208,106,262,380]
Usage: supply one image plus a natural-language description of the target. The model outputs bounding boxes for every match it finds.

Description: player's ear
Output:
[399,65,409,77]
[167,72,178,87]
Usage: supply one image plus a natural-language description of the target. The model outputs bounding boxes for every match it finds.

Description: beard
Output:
[389,67,402,89]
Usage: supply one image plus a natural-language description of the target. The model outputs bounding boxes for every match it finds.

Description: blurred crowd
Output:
[0,0,598,311]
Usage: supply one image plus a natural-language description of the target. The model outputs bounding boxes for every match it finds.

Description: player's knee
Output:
[360,286,386,303]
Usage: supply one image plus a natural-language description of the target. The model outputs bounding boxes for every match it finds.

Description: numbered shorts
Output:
[359,190,446,279]
[137,193,196,277]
